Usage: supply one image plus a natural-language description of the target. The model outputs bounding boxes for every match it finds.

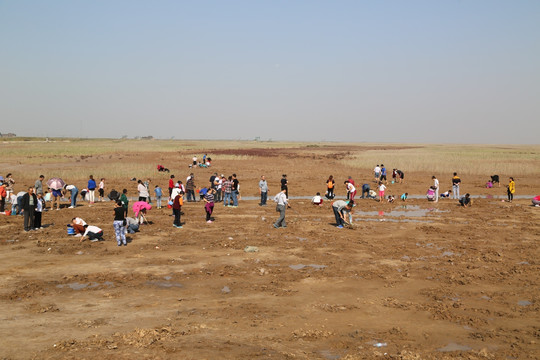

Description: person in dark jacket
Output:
[20,187,38,232]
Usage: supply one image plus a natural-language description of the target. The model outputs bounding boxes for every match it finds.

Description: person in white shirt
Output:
[80,225,103,242]
[311,192,323,206]
[432,176,439,202]
[137,180,149,202]
[273,189,291,228]
[378,182,386,203]
[98,178,105,202]
[374,165,381,182]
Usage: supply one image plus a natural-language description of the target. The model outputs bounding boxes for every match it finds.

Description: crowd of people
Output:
[0,161,537,244]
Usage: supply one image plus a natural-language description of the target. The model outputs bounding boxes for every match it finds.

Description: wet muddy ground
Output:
[0,146,539,359]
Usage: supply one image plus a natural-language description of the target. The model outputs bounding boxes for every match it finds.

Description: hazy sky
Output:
[1,1,539,143]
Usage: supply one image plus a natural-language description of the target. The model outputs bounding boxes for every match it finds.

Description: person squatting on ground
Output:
[312,192,323,206]
[71,217,87,236]
[172,190,184,228]
[125,217,139,233]
[81,224,104,242]
[273,188,290,228]
[204,187,216,223]
[259,175,268,206]
[332,200,353,228]
[459,193,472,207]
[88,175,96,204]
[507,177,515,202]
[113,201,127,246]
[532,195,540,207]
[21,187,37,232]
[452,172,461,199]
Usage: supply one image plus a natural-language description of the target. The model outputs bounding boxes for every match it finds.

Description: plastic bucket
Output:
[67,226,75,235]
[4,210,10,216]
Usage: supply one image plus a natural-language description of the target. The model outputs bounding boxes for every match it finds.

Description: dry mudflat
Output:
[0,143,539,359]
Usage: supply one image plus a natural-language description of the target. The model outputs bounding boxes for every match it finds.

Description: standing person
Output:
[137,180,149,202]
[231,174,239,207]
[186,174,196,202]
[21,187,37,232]
[192,156,197,167]
[223,176,232,206]
[168,175,175,198]
[64,184,79,208]
[361,184,370,199]
[4,173,15,201]
[259,175,268,206]
[204,187,216,223]
[0,183,6,213]
[432,176,440,202]
[374,165,381,182]
[452,172,461,199]
[507,177,515,203]
[215,175,223,203]
[345,181,357,202]
[172,190,184,228]
[98,178,105,202]
[34,193,44,229]
[144,179,152,203]
[113,201,127,246]
[51,187,62,210]
[326,175,335,199]
[273,188,290,229]
[378,181,386,203]
[209,173,218,189]
[87,175,96,204]
[380,164,388,185]
[34,175,45,196]
[280,174,288,199]
[154,185,163,209]
[120,189,129,217]
[332,200,353,228]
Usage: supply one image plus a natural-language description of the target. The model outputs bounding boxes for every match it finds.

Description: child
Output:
[486,180,493,188]
[120,189,129,217]
[440,190,452,198]
[378,182,386,203]
[427,186,436,201]
[311,192,323,206]
[34,193,44,229]
[387,195,395,203]
[345,181,356,201]
[72,217,87,236]
[400,193,408,201]
[98,178,105,201]
[113,201,126,246]
[154,185,163,209]
[199,187,208,202]
[172,190,184,228]
[80,224,104,242]
[204,187,215,223]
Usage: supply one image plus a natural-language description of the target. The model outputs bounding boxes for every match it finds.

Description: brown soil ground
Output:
[1,145,539,359]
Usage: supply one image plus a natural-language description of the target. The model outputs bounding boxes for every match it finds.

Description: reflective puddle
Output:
[289,264,327,270]
[352,205,447,223]
[57,281,114,290]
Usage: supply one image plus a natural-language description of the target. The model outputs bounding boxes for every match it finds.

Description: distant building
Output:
[0,133,16,138]
[141,136,154,140]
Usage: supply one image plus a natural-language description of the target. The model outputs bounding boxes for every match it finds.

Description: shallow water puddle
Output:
[289,264,327,270]
[352,205,446,223]
[146,280,183,288]
[518,300,532,306]
[438,343,472,352]
[57,281,114,290]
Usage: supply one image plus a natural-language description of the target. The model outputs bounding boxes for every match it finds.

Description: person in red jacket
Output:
[168,175,175,198]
